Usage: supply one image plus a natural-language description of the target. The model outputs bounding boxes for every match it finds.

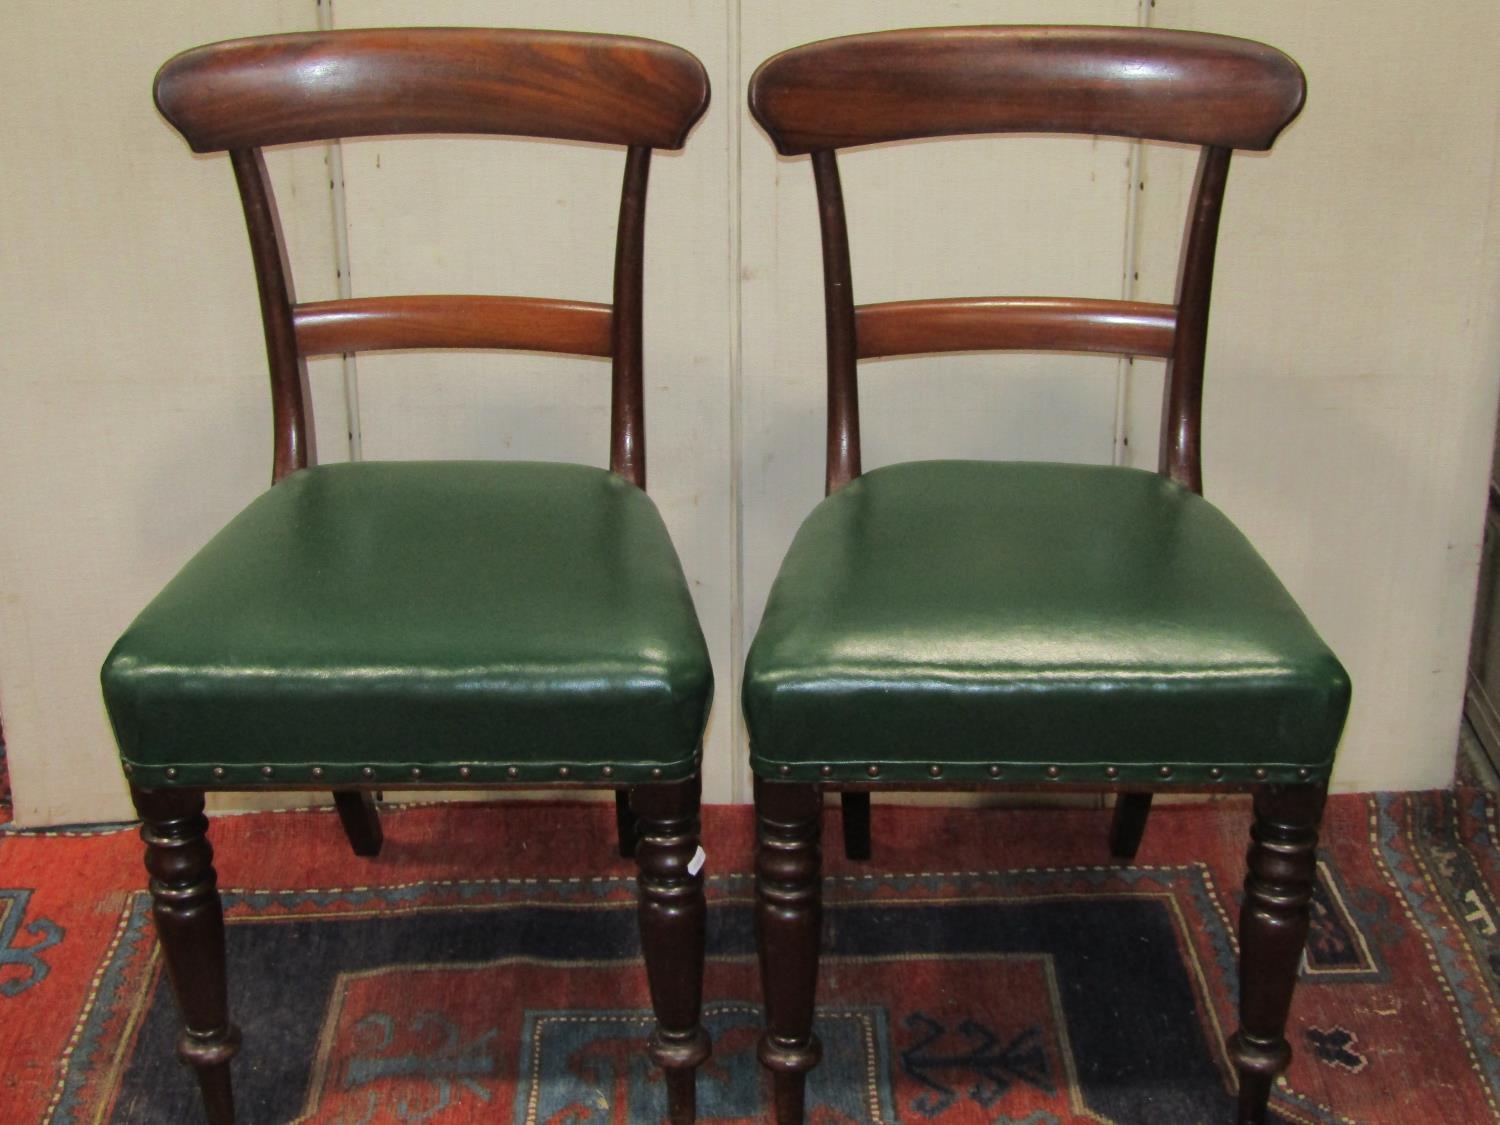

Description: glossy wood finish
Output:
[812,151,860,494]
[1161,146,1231,494]
[632,778,711,1125]
[293,296,613,358]
[611,147,652,487]
[156,29,711,153]
[754,780,824,1125]
[231,148,311,483]
[749,26,1316,1124]
[149,29,713,1123]
[749,26,1304,156]
[1230,785,1325,1125]
[132,787,240,1125]
[856,297,1176,360]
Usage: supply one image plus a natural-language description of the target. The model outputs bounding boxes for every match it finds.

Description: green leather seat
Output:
[744,460,1349,785]
[104,461,713,788]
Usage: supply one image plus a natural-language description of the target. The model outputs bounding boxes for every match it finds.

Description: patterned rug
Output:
[1,791,1497,1123]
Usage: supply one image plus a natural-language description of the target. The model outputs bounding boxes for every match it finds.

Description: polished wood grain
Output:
[750,26,1304,156]
[133,787,240,1125]
[293,296,613,358]
[611,147,652,488]
[231,148,311,483]
[156,28,710,153]
[1160,146,1231,494]
[856,297,1176,360]
[812,151,860,494]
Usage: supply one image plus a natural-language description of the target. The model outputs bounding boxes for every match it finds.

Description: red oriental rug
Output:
[0,792,1497,1123]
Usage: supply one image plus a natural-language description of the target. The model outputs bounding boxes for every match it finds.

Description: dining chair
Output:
[101,28,713,1125]
[743,26,1349,1125]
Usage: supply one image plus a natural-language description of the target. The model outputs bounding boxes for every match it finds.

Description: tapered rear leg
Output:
[755,779,824,1125]
[1229,784,1326,1125]
[632,775,709,1124]
[840,791,871,861]
[132,786,241,1125]
[1109,791,1153,860]
[332,790,383,857]
[615,788,639,858]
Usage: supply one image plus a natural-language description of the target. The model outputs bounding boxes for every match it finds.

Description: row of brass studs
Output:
[126,763,661,782]
[773,763,1317,782]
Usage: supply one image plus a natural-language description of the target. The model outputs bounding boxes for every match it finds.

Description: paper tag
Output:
[687,845,706,876]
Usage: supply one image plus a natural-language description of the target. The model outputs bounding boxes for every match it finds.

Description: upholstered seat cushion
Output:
[103,461,712,787]
[743,461,1349,785]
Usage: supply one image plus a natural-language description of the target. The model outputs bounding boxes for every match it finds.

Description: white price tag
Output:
[687,845,706,876]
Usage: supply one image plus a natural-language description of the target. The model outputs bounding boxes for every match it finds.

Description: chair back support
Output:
[747,26,1305,494]
[155,29,711,486]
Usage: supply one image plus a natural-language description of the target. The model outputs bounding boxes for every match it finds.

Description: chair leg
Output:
[631,776,710,1125]
[1109,791,1153,860]
[754,779,824,1125]
[332,790,383,857]
[840,791,871,861]
[1229,784,1326,1125]
[132,786,241,1125]
[615,788,639,859]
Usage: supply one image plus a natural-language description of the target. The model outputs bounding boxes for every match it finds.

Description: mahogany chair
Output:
[743,26,1349,1125]
[102,29,713,1124]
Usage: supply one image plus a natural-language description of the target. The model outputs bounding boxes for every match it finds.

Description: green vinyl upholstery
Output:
[743,460,1349,785]
[103,461,713,788]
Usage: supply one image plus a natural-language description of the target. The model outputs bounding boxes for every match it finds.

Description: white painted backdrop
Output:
[2,2,1497,824]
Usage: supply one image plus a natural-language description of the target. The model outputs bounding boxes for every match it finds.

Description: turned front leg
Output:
[754,779,823,1125]
[1229,784,1326,1125]
[132,786,241,1125]
[632,775,710,1125]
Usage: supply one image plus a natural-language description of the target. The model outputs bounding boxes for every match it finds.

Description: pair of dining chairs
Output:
[102,23,1349,1125]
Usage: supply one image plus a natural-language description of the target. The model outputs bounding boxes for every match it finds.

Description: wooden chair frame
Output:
[132,28,711,1124]
[746,26,1325,1125]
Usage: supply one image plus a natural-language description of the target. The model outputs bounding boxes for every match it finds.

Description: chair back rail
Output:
[155,28,710,152]
[749,27,1303,495]
[293,297,614,359]
[749,25,1303,155]
[157,30,709,488]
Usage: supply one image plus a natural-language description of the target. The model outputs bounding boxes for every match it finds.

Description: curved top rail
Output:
[749,26,1304,155]
[156,27,711,152]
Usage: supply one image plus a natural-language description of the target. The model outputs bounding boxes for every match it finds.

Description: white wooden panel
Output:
[0,3,338,825]
[737,1,1143,797]
[1139,2,1500,790]
[332,2,737,802]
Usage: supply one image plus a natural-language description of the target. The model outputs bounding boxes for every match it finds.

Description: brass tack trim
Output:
[1158,766,1173,779]
[261,766,274,778]
[778,765,791,777]
[651,768,663,779]
[212,767,227,780]
[164,767,178,781]
[1208,767,1223,780]
[122,763,134,775]
[558,766,571,779]
[928,765,943,778]
[1104,766,1119,779]
[506,766,519,779]
[866,764,880,778]
[1254,768,1269,780]
[1045,766,1060,779]
[601,766,614,778]
[820,765,833,777]
[310,767,324,780]
[410,767,422,780]
[1298,768,1312,780]
[987,765,1002,778]
[361,767,375,780]
[458,766,471,779]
